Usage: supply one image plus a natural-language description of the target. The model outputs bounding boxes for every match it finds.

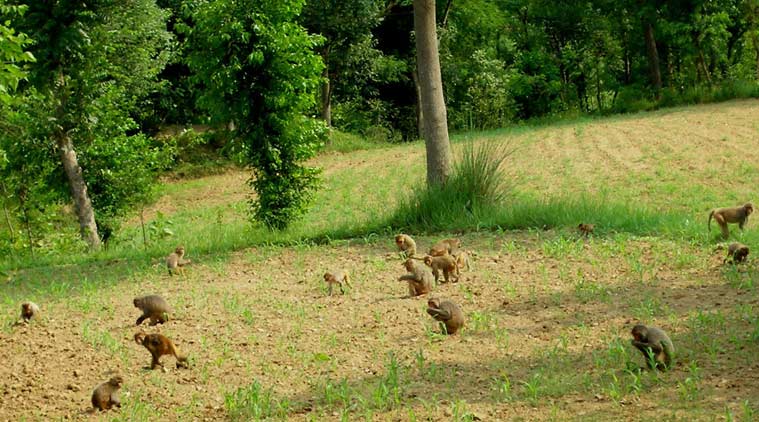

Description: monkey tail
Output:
[708,211,714,232]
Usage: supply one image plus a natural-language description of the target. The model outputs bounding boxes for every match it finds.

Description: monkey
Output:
[428,238,461,257]
[323,270,351,295]
[724,242,749,264]
[708,203,753,239]
[577,223,594,237]
[399,258,434,297]
[133,295,170,326]
[395,234,417,258]
[630,324,675,371]
[453,251,472,272]
[426,298,465,335]
[423,254,459,284]
[20,301,40,322]
[134,332,189,369]
[166,246,192,276]
[91,375,123,411]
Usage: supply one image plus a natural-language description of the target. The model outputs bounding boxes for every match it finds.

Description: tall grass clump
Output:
[224,381,290,421]
[390,140,517,231]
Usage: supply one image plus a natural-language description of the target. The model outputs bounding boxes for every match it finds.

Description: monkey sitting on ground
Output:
[577,223,595,237]
[399,259,433,297]
[166,246,192,276]
[323,270,351,295]
[708,203,753,239]
[133,295,170,326]
[428,238,461,257]
[426,298,465,335]
[423,254,459,284]
[724,242,749,264]
[630,324,674,371]
[91,375,123,411]
[19,301,40,322]
[134,332,189,369]
[395,234,417,258]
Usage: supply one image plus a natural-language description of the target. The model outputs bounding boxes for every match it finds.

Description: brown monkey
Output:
[708,203,753,238]
[630,324,675,371]
[426,298,465,335]
[166,246,191,276]
[454,251,472,271]
[323,270,351,295]
[91,375,123,411]
[724,242,749,264]
[399,259,434,297]
[20,301,40,322]
[395,234,417,258]
[577,223,595,237]
[423,254,459,283]
[133,295,170,326]
[428,238,461,257]
[134,332,188,369]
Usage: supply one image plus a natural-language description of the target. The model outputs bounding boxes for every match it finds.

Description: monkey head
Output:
[427,297,441,309]
[174,245,185,254]
[631,324,647,341]
[108,376,124,387]
[323,272,334,282]
[745,203,754,215]
[134,332,147,345]
[21,303,34,318]
[402,259,415,271]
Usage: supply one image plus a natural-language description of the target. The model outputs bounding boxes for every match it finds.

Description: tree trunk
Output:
[0,182,15,243]
[57,133,101,250]
[642,20,662,93]
[320,52,332,126]
[413,0,453,186]
[411,69,424,139]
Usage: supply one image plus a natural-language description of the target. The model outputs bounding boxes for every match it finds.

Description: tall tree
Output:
[414,0,453,186]
[638,0,662,92]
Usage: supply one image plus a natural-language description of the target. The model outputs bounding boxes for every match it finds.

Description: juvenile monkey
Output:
[724,242,749,264]
[399,259,434,297]
[20,301,40,322]
[454,251,472,271]
[133,295,170,326]
[708,203,753,239]
[395,234,417,258]
[134,332,189,369]
[428,238,461,257]
[91,375,123,411]
[630,324,675,371]
[423,254,459,283]
[577,223,595,237]
[166,246,191,276]
[426,298,465,335]
[323,270,351,295]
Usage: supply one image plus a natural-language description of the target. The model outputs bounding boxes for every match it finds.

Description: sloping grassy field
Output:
[2,100,759,421]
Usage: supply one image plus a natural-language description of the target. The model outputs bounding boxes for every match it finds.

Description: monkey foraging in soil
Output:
[133,295,170,326]
[166,246,191,276]
[577,223,595,237]
[395,234,417,258]
[399,259,434,297]
[91,375,123,411]
[323,270,351,295]
[134,332,189,369]
[454,251,472,271]
[630,324,674,371]
[19,302,40,322]
[423,254,460,283]
[708,203,753,239]
[724,242,749,264]
[426,298,465,335]
[428,238,461,257]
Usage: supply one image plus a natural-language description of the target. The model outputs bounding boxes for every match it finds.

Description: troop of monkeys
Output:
[14,202,753,411]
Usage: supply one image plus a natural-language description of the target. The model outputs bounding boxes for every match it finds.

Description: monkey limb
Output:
[577,223,595,237]
[630,324,674,370]
[20,302,40,322]
[426,298,465,335]
[134,332,189,369]
[91,375,123,411]
[708,203,753,239]
[166,246,191,276]
[323,270,351,295]
[399,259,433,296]
[428,238,461,257]
[724,242,749,264]
[395,234,417,258]
[133,295,170,326]
[423,254,459,284]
